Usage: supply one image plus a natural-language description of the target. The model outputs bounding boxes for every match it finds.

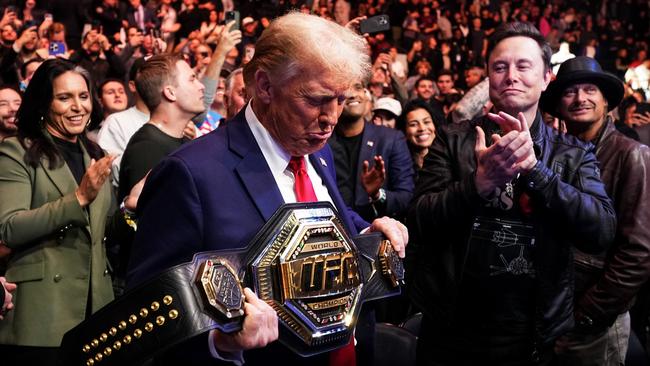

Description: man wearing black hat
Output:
[541,56,650,365]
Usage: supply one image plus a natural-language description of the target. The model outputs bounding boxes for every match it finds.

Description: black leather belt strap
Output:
[58,252,246,366]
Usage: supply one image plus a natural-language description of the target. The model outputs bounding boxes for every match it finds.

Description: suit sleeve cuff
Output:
[523,161,553,192]
[208,329,245,366]
[64,192,90,226]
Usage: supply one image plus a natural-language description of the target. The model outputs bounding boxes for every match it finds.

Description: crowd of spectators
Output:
[0,0,647,141]
[0,0,648,126]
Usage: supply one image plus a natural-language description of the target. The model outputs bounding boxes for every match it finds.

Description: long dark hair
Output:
[397,99,441,134]
[16,59,104,169]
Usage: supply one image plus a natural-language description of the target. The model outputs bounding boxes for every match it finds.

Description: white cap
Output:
[242,17,255,27]
[373,97,402,117]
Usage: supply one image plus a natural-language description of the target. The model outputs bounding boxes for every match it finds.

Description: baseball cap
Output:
[373,97,402,118]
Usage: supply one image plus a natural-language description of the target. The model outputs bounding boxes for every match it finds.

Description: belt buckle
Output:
[242,202,402,356]
[194,258,245,320]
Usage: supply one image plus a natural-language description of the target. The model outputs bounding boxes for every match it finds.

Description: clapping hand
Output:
[361,155,386,200]
[75,155,115,207]
[474,111,537,198]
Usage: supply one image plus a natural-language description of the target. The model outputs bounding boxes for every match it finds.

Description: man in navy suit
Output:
[127,12,408,366]
[329,81,414,222]
[125,0,158,32]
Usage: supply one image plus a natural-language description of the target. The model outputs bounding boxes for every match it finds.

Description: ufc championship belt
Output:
[59,202,404,366]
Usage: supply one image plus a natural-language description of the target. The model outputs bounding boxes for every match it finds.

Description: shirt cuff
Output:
[208,329,245,366]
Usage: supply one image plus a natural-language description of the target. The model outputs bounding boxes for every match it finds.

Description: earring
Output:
[39,116,44,126]
[86,118,92,128]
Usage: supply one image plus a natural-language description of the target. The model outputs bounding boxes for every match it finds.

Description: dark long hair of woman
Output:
[16,58,104,169]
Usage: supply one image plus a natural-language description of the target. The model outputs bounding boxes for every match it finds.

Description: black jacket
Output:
[328,123,414,222]
[406,113,616,345]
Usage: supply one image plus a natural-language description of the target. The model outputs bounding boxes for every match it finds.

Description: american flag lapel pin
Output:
[367,140,374,147]
[319,157,327,167]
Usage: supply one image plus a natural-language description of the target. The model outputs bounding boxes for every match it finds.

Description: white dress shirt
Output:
[244,103,334,204]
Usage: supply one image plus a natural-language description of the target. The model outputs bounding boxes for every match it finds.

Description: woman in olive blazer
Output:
[0,59,115,362]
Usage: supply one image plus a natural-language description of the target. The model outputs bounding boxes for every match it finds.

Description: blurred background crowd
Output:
[0,0,648,138]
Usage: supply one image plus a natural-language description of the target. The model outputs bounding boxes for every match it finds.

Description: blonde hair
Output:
[243,12,371,94]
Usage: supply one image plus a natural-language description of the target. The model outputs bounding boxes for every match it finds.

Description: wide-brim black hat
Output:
[540,56,624,117]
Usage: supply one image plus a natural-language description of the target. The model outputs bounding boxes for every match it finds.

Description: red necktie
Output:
[288,156,357,366]
[288,156,318,202]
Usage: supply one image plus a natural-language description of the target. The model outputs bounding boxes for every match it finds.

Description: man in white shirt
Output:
[97,58,150,186]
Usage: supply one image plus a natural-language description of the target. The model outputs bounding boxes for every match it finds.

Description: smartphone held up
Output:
[360,15,390,35]
[225,10,240,31]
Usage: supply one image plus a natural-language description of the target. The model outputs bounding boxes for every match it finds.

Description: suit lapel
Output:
[40,139,93,240]
[40,131,78,196]
[310,152,335,198]
[229,111,284,221]
[40,157,78,198]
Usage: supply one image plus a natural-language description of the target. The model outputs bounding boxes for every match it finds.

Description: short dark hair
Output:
[98,78,126,98]
[437,69,453,80]
[21,59,42,80]
[415,76,435,88]
[487,22,552,72]
[135,54,183,112]
[0,84,21,96]
[619,96,639,124]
